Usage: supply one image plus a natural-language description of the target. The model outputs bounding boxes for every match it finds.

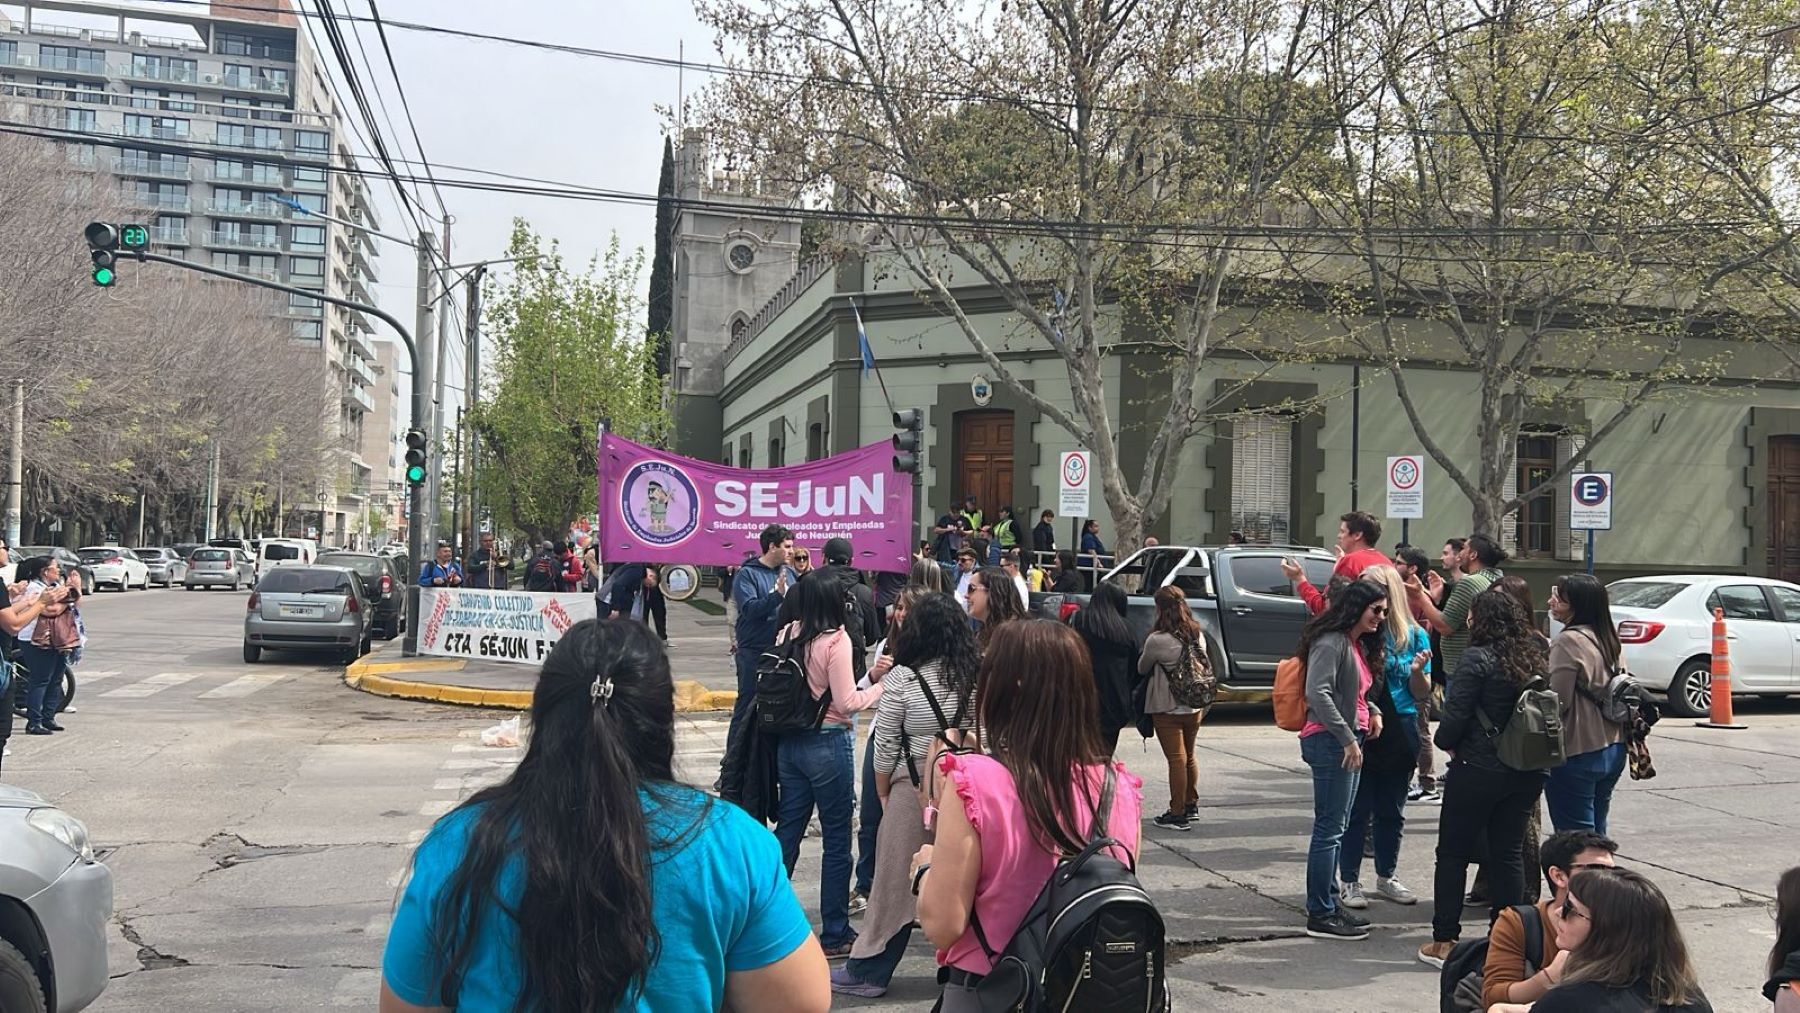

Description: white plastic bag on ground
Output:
[480,716,521,748]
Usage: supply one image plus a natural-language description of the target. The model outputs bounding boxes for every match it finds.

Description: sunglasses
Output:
[968,583,987,593]
[1369,605,1389,616]
[1559,899,1590,922]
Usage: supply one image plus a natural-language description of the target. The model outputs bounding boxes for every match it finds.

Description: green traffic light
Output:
[405,465,426,484]
[92,266,115,287]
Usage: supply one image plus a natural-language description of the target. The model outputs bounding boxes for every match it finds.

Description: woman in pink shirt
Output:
[911,620,1143,1011]
[772,570,885,957]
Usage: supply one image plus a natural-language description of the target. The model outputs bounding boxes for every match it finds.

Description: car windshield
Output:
[265,543,301,561]
[317,554,383,578]
[258,568,354,595]
[132,548,165,560]
[192,549,230,562]
[1607,580,1688,610]
[78,549,118,562]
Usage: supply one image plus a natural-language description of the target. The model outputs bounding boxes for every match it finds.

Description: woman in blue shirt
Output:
[380,618,829,1012]
[1336,564,1430,911]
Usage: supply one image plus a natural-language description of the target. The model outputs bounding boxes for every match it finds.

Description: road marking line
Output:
[70,669,120,681]
[451,743,521,754]
[198,670,293,698]
[431,777,464,792]
[439,757,518,770]
[418,799,456,817]
[102,671,200,698]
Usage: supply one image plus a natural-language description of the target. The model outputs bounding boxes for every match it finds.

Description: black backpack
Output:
[1439,904,1543,1013]
[752,635,830,736]
[968,767,1169,1013]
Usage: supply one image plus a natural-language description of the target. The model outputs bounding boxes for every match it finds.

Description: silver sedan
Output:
[0,784,112,1011]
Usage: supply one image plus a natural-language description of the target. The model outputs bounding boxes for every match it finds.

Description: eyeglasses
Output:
[1560,899,1590,922]
[1369,605,1389,617]
[968,584,987,593]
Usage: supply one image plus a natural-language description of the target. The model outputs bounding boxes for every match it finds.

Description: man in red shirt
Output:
[1283,511,1388,614]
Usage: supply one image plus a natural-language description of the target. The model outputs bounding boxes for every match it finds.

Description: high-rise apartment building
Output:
[0,0,390,546]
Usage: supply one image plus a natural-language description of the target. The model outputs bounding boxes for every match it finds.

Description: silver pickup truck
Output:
[1032,544,1339,698]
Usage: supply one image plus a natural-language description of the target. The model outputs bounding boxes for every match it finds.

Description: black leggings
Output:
[1432,763,1545,942]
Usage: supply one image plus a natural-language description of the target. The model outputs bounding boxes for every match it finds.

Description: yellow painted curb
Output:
[342,665,738,713]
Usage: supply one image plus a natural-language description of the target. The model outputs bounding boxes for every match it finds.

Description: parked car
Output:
[316,551,405,640]
[170,543,205,565]
[131,548,187,588]
[243,564,371,664]
[0,783,112,1012]
[184,547,253,590]
[1032,544,1338,697]
[75,547,149,592]
[13,547,97,594]
[254,538,317,581]
[1607,575,1800,717]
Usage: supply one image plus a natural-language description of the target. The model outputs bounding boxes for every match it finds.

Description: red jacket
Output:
[1298,548,1390,615]
[559,550,585,592]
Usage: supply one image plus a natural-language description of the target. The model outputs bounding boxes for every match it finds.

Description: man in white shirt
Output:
[1002,548,1031,608]
[953,547,979,611]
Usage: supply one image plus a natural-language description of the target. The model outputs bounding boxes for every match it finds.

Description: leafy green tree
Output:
[469,221,668,542]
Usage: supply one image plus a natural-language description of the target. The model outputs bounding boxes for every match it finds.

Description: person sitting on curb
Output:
[1482,830,1618,1008]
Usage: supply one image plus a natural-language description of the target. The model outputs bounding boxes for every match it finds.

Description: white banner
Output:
[417,587,597,665]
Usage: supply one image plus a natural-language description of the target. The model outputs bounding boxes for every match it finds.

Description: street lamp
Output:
[317,490,329,545]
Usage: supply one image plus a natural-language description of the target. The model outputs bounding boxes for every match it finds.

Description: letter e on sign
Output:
[1569,471,1612,531]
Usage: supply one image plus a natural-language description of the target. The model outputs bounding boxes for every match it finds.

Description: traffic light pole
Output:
[134,251,432,657]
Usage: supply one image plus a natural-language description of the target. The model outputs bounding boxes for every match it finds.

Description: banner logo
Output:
[620,460,700,547]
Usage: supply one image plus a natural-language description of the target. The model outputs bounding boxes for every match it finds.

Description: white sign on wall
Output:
[1386,455,1425,519]
[1058,450,1091,516]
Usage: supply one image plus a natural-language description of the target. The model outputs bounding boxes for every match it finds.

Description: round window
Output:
[728,243,755,271]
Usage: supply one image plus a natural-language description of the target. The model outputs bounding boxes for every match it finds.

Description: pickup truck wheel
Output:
[0,938,48,1013]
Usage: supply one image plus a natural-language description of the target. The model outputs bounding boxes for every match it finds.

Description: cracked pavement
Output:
[5,586,1797,1010]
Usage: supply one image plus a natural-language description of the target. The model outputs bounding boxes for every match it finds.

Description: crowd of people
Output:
[376,510,1800,1012]
[0,540,88,776]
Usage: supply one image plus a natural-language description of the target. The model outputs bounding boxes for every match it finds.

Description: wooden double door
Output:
[955,410,1015,516]
[1771,436,1800,584]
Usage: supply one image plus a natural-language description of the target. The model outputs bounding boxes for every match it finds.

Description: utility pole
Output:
[202,439,220,541]
[463,265,485,554]
[6,379,22,548]
[415,230,437,538]
[428,222,452,550]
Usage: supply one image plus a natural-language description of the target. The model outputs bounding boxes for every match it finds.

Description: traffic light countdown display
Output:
[83,222,149,287]
[404,429,429,487]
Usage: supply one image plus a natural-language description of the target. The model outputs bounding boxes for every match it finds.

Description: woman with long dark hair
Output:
[380,619,828,1011]
[912,620,1144,1012]
[13,555,77,736]
[1769,866,1800,1010]
[834,592,982,999]
[1069,580,1136,756]
[1545,574,1627,835]
[1419,589,1553,969]
[1050,549,1082,593]
[1138,586,1210,831]
[967,565,1026,649]
[1296,579,1388,941]
[1504,868,1712,1012]
[772,569,885,958]
[0,557,75,770]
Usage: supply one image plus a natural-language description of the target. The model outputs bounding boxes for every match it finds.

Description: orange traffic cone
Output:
[1695,606,1747,730]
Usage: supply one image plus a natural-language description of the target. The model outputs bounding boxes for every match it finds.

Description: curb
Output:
[343,657,737,713]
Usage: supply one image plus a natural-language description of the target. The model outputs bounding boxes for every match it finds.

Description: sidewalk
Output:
[342,596,742,712]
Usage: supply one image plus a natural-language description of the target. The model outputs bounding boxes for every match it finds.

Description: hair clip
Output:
[590,675,615,708]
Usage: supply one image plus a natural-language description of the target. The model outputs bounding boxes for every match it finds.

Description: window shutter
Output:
[1555,433,1587,561]
[1231,416,1293,544]
[1500,448,1519,553]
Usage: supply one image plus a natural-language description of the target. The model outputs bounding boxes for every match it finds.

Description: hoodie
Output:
[1766,948,1800,1002]
[731,558,795,652]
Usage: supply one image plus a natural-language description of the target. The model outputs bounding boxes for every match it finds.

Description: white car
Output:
[1607,575,1800,717]
[74,547,149,592]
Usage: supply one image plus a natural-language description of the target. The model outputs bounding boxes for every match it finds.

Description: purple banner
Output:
[597,433,913,573]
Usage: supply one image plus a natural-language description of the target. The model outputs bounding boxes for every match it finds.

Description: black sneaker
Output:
[1339,907,1371,927]
[1305,912,1369,941]
[1183,802,1199,820]
[1152,811,1191,831]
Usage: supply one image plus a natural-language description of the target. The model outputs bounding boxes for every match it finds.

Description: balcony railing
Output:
[207,230,281,251]
[292,145,329,163]
[206,165,281,186]
[37,54,108,75]
[123,124,191,142]
[122,62,199,85]
[213,70,289,95]
[207,198,288,219]
[342,384,374,413]
[214,134,287,152]
[151,225,190,245]
[343,355,377,386]
[124,193,191,212]
[116,157,191,180]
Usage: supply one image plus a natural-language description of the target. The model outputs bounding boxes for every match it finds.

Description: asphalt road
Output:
[4,585,1797,1011]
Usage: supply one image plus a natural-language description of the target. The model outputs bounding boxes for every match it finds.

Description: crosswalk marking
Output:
[70,669,123,684]
[101,670,200,698]
[197,670,294,698]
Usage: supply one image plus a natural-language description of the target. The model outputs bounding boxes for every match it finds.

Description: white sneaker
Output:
[2,745,9,757]
[1376,876,1418,905]
[1340,880,1368,909]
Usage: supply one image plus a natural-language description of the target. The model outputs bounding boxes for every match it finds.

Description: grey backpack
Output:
[1478,676,1565,772]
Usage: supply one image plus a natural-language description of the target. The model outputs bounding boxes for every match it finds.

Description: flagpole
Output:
[853,299,896,416]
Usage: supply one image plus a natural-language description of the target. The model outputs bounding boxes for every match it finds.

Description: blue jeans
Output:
[855,724,882,895]
[1544,742,1626,836]
[1301,732,1362,917]
[1340,766,1410,884]
[20,643,65,728]
[775,726,857,949]
[845,925,912,987]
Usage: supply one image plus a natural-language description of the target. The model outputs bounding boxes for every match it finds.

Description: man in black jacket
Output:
[463,532,510,590]
[1032,509,1057,560]
[818,537,880,680]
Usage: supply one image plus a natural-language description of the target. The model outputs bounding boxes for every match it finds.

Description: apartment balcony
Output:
[214,134,287,154]
[288,298,325,319]
[116,157,191,181]
[122,124,191,143]
[291,172,328,192]
[122,62,200,86]
[292,145,329,163]
[346,325,377,363]
[206,230,281,252]
[150,225,190,246]
[124,193,191,213]
[207,198,288,220]
[342,383,374,413]
[343,354,377,387]
[207,70,290,96]
[34,54,110,77]
[206,165,283,187]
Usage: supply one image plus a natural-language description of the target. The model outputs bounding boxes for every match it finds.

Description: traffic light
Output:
[892,408,924,473]
[403,429,428,486]
[84,222,118,287]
